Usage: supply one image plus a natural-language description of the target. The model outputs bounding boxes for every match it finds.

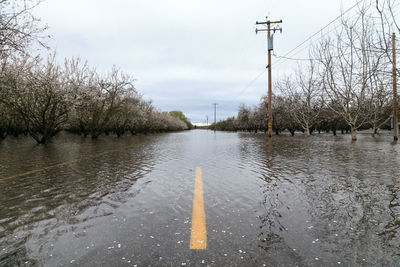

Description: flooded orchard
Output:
[0,130,399,266]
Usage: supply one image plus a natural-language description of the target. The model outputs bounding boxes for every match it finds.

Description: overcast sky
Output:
[34,0,358,123]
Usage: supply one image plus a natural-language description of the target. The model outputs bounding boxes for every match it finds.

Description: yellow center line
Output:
[0,145,136,182]
[190,167,207,250]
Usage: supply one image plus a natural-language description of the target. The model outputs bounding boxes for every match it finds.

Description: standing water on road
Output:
[0,130,399,266]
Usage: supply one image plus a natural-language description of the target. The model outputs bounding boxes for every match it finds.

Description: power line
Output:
[211,2,363,118]
[273,0,364,67]
[273,12,359,68]
[210,1,365,119]
[273,46,396,62]
[232,68,267,101]
[273,55,313,61]
[214,68,268,115]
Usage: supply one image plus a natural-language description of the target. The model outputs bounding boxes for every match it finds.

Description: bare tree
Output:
[251,101,267,133]
[237,104,251,131]
[367,58,393,136]
[376,0,400,36]
[317,7,377,140]
[0,0,49,58]
[1,54,70,144]
[271,95,291,135]
[69,66,136,138]
[277,63,323,136]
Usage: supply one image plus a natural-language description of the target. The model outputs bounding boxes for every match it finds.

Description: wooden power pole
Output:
[256,18,282,138]
[393,33,398,141]
[213,103,217,131]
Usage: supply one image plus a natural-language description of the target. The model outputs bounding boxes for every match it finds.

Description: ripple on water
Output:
[0,131,399,265]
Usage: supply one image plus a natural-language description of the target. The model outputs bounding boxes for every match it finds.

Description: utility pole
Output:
[206,115,209,127]
[393,33,398,141]
[213,103,217,131]
[256,17,282,138]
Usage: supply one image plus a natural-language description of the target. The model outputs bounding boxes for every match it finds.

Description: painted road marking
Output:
[190,167,207,250]
[0,146,137,182]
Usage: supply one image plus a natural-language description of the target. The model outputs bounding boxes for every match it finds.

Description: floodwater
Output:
[0,130,399,266]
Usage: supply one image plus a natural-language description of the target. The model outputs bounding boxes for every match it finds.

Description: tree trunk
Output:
[371,126,376,138]
[306,127,310,136]
[0,130,6,141]
[351,126,357,141]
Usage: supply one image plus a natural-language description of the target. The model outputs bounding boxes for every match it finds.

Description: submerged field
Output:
[0,130,399,266]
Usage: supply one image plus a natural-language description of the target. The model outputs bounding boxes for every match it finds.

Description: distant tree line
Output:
[212,1,400,140]
[0,1,189,144]
[0,56,189,144]
[169,110,193,129]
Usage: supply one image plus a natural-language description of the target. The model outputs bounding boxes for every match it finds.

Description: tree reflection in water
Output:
[253,134,400,265]
[0,133,158,266]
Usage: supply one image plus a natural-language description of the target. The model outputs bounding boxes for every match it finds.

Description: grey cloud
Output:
[34,0,358,123]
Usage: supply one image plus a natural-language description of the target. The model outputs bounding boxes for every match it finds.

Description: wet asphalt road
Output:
[0,130,399,266]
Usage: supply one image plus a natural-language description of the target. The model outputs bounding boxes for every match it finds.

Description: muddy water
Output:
[0,130,399,266]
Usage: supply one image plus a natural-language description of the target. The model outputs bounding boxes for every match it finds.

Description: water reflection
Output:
[267,137,272,159]
[0,133,159,266]
[0,131,399,266]
[244,133,400,265]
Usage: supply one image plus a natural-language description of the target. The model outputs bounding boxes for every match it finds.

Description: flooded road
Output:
[0,130,399,266]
